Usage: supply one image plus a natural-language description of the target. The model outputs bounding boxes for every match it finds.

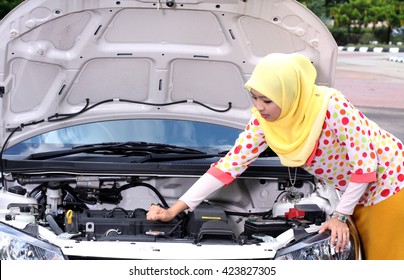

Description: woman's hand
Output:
[146,204,175,222]
[146,200,189,222]
[319,217,350,253]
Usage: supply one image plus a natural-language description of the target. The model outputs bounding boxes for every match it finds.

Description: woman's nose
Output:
[255,99,264,111]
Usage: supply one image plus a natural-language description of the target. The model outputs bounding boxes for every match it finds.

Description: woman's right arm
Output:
[146,116,268,221]
[146,172,224,221]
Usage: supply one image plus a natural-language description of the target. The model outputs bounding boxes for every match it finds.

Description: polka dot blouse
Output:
[209,93,404,207]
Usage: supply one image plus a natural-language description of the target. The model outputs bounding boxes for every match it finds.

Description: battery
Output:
[295,204,326,225]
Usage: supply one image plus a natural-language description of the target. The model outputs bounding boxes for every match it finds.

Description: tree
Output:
[0,0,24,19]
[298,0,328,22]
[299,0,403,44]
[330,0,403,44]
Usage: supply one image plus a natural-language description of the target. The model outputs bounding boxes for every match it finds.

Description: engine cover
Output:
[65,208,183,240]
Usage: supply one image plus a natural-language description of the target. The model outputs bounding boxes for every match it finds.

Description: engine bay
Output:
[0,173,339,248]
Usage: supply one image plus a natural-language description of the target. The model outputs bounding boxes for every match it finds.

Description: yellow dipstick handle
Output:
[66,210,73,225]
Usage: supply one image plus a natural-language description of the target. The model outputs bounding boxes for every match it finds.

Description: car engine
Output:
[0,174,339,246]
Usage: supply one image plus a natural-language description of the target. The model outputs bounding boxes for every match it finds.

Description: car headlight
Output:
[0,222,66,260]
[274,230,356,260]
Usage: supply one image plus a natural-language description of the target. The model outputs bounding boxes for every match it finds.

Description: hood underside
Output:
[0,0,337,148]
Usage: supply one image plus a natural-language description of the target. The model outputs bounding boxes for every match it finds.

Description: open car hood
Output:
[0,0,337,148]
[0,1,365,262]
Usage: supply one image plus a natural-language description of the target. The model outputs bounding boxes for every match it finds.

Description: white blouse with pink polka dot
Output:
[208,92,404,207]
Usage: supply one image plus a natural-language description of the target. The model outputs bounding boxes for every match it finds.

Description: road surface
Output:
[334,51,404,141]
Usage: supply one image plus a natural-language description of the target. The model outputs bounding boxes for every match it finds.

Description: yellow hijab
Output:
[245,53,337,167]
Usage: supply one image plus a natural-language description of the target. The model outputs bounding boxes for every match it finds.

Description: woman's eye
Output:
[264,100,272,104]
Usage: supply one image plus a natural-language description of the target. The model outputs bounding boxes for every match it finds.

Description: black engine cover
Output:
[65,208,183,239]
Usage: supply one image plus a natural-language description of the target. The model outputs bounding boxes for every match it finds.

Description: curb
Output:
[338,46,404,53]
[387,56,404,63]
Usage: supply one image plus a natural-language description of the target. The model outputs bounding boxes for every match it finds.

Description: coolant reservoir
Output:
[14,206,35,223]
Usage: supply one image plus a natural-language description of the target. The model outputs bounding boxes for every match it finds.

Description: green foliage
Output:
[298,0,328,21]
[329,26,351,45]
[329,0,403,44]
[358,31,374,44]
[299,0,403,45]
[0,0,24,19]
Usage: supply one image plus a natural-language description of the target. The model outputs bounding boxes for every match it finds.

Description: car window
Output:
[4,119,243,156]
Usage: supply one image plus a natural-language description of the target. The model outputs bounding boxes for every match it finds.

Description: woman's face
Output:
[250,88,281,122]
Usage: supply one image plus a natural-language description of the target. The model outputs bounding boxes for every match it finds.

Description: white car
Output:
[0,0,362,260]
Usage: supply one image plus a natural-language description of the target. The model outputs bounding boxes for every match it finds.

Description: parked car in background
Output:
[0,0,362,260]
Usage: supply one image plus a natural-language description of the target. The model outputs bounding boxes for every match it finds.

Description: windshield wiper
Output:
[135,153,218,163]
[26,141,206,160]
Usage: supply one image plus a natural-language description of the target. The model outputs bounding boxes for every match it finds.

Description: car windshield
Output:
[4,119,243,157]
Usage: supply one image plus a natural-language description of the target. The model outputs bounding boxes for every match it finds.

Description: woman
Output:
[147,53,404,260]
